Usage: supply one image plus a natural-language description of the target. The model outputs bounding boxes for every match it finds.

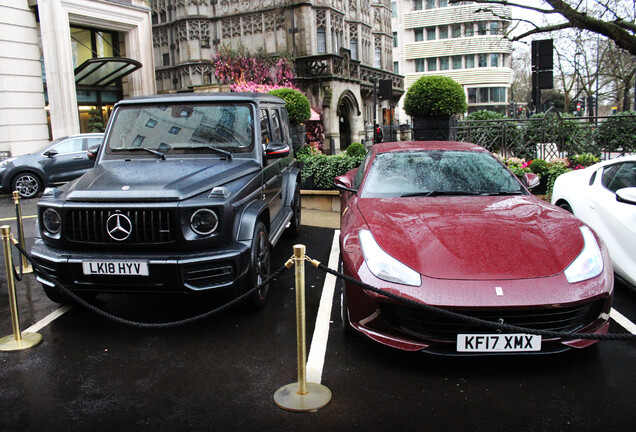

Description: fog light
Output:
[190,209,218,235]
[42,208,61,234]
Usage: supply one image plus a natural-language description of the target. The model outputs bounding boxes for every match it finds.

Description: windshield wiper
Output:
[182,145,232,160]
[112,147,166,160]
[481,190,525,196]
[400,191,481,197]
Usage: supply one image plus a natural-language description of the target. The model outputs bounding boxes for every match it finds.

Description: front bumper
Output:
[30,239,251,294]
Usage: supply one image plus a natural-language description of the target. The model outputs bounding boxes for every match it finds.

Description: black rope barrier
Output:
[316,262,636,341]
[12,241,288,329]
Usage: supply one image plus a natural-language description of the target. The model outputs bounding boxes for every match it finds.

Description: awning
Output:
[74,57,142,87]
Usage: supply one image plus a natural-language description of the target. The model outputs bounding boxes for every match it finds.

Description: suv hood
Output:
[65,159,261,202]
[357,196,584,280]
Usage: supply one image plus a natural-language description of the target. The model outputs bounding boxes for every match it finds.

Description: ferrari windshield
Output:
[361,150,525,197]
[105,103,254,155]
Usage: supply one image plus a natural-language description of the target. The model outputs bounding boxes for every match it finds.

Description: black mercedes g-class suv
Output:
[31,93,301,309]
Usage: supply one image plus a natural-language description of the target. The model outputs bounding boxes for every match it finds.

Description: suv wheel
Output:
[12,173,42,198]
[244,221,271,311]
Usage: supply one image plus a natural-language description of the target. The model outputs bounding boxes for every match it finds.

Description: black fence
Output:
[455,110,636,161]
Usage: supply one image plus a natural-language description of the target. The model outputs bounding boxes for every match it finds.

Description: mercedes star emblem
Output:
[106,213,133,241]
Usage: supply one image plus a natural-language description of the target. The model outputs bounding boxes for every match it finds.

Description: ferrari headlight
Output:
[359,229,421,286]
[564,226,603,283]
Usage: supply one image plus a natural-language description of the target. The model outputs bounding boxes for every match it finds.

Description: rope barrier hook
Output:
[0,225,41,351]
[274,244,331,412]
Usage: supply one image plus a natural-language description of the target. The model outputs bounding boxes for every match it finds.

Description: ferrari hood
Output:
[357,196,585,280]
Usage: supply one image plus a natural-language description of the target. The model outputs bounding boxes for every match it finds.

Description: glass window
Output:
[490,21,500,35]
[271,110,283,142]
[145,119,157,128]
[465,23,474,37]
[478,54,488,67]
[53,138,85,154]
[427,58,437,71]
[375,49,382,68]
[415,58,425,72]
[468,88,477,104]
[393,32,398,47]
[260,109,272,144]
[391,2,397,17]
[478,22,487,35]
[439,0,448,6]
[479,88,489,103]
[317,29,326,54]
[350,40,358,60]
[452,24,462,38]
[439,56,449,70]
[439,26,449,39]
[414,0,423,11]
[602,162,636,193]
[490,53,499,67]
[393,61,399,74]
[427,27,436,40]
[361,150,524,197]
[452,55,462,69]
[425,0,435,9]
[465,54,475,68]
[490,87,506,102]
[415,28,424,42]
[105,104,255,155]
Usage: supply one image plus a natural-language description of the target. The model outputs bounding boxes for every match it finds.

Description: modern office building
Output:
[1,0,155,156]
[391,0,513,121]
[151,0,404,152]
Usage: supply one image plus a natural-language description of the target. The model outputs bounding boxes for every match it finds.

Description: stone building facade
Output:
[151,0,403,152]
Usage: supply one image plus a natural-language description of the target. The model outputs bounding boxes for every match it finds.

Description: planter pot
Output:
[290,124,306,151]
[412,115,458,141]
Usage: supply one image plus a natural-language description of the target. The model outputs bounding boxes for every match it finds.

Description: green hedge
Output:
[403,76,467,117]
[297,148,364,190]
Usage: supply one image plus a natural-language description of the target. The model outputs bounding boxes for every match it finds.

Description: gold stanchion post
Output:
[274,244,331,412]
[0,225,41,351]
[12,191,32,274]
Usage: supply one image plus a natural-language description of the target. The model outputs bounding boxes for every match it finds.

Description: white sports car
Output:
[551,155,636,288]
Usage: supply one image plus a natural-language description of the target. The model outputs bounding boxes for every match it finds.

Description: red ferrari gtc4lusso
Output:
[335,141,614,355]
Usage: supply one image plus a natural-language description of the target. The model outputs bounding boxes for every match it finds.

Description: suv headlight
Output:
[42,208,61,234]
[564,226,603,283]
[190,209,219,236]
[359,229,421,286]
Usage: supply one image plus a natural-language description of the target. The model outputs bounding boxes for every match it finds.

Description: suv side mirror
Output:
[265,142,290,159]
[522,172,540,189]
[616,187,636,205]
[87,145,100,160]
[43,149,58,158]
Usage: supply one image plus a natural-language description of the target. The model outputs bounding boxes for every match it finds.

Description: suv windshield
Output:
[105,103,254,155]
[361,150,525,197]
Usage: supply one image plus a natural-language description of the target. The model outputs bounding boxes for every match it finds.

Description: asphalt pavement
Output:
[2,195,636,431]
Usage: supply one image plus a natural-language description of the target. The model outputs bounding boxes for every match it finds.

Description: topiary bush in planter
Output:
[343,142,367,158]
[404,76,467,141]
[268,88,311,126]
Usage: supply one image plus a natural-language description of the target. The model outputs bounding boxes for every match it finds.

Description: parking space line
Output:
[0,215,37,222]
[610,308,636,334]
[24,305,74,333]
[306,229,340,384]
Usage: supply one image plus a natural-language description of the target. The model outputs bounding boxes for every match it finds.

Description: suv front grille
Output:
[65,209,177,244]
